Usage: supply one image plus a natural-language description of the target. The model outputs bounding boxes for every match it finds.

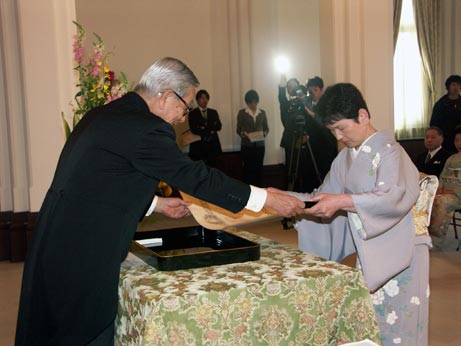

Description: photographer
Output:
[278,75,337,193]
[279,75,300,165]
[305,76,324,119]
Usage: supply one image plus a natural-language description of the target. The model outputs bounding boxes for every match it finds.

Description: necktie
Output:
[202,110,207,119]
[425,153,431,164]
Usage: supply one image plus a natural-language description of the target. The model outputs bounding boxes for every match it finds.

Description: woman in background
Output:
[236,90,269,186]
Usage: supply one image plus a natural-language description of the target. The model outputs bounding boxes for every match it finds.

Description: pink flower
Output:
[91,65,101,77]
[72,37,84,63]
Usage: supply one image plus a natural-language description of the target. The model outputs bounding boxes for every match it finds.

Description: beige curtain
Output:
[413,0,441,124]
[393,0,403,51]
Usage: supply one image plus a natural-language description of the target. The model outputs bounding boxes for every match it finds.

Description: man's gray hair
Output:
[134,57,199,98]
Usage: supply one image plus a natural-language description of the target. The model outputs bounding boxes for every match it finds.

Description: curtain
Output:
[393,0,403,51]
[413,0,441,124]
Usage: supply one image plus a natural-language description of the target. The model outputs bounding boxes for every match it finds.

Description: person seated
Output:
[429,126,461,249]
[414,127,453,177]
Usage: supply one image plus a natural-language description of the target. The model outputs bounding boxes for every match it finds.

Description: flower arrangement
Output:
[62,21,129,138]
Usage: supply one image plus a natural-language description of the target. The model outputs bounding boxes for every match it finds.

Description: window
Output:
[394,0,425,139]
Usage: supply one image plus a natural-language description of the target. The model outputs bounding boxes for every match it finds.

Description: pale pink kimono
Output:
[294,130,431,346]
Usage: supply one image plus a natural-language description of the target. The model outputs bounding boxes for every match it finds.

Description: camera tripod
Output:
[281,131,322,230]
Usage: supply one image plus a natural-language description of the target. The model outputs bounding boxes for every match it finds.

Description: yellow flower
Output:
[104,66,110,73]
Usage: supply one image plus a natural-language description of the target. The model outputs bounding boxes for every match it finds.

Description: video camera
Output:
[287,85,308,136]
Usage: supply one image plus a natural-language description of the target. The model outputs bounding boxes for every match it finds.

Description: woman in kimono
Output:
[429,126,461,249]
[276,83,430,345]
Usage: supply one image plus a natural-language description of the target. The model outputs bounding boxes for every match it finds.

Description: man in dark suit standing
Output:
[415,127,453,177]
[15,57,305,346]
[188,89,222,167]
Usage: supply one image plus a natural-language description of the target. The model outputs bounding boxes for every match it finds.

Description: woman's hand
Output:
[303,193,355,218]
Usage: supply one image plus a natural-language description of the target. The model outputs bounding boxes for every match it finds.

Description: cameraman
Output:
[278,75,337,192]
[278,75,301,188]
[305,76,324,119]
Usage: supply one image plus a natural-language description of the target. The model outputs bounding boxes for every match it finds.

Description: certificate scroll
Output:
[180,191,278,230]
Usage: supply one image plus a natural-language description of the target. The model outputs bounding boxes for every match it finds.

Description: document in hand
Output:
[180,191,278,230]
[247,131,265,142]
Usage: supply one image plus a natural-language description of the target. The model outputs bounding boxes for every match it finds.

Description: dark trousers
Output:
[87,321,114,346]
[241,144,265,187]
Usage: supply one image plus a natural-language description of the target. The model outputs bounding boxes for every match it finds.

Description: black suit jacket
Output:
[188,107,222,162]
[15,93,250,345]
[278,86,293,149]
[415,147,453,177]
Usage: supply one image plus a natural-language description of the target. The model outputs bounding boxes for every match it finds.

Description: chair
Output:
[451,209,461,251]
[412,174,439,238]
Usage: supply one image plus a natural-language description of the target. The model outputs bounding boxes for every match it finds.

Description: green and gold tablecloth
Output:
[116,229,381,346]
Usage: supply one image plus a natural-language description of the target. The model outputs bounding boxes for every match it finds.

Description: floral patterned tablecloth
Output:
[116,229,381,346]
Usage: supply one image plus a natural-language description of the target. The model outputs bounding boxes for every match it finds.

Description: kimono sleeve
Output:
[351,145,419,240]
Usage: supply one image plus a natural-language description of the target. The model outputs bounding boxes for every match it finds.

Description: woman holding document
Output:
[237,89,269,186]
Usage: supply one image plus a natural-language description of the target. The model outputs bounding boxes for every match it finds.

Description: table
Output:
[115,228,381,345]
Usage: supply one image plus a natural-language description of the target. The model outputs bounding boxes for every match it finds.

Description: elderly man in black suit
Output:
[415,126,453,177]
[15,57,305,346]
[188,89,222,166]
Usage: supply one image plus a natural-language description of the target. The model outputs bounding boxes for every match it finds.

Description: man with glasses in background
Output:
[16,57,305,346]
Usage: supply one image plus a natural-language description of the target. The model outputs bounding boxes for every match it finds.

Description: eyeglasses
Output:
[172,90,191,116]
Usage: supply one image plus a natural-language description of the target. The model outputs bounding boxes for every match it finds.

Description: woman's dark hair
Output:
[244,89,259,104]
[445,75,461,90]
[317,83,370,126]
[195,89,210,101]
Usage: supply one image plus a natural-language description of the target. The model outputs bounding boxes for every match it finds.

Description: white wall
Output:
[0,0,76,212]
[441,0,461,98]
[320,0,394,132]
[17,0,76,211]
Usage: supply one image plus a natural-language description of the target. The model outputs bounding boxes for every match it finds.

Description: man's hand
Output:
[264,190,305,218]
[280,74,287,86]
[304,105,315,117]
[303,193,355,218]
[154,197,191,219]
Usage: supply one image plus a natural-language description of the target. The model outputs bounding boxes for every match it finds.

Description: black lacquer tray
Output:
[131,226,260,271]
